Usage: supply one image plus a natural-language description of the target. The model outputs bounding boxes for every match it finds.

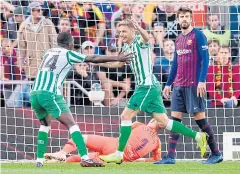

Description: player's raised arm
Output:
[127,18,149,43]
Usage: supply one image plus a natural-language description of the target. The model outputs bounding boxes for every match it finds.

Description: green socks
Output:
[37,125,89,163]
[166,119,197,139]
[69,125,88,159]
[117,120,132,152]
[37,125,50,163]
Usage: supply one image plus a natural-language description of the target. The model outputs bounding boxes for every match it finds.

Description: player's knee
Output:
[120,114,130,120]
[154,114,169,128]
[39,125,50,133]
[171,112,183,119]
[194,112,205,120]
[40,118,50,126]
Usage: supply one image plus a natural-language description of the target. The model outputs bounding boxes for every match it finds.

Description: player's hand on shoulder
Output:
[163,86,171,99]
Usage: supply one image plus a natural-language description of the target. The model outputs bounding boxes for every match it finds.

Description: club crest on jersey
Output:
[187,40,192,45]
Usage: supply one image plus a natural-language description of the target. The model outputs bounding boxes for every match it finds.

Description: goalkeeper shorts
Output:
[30,91,70,120]
[127,83,167,114]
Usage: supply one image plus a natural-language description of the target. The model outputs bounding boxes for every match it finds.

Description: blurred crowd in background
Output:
[0,0,240,108]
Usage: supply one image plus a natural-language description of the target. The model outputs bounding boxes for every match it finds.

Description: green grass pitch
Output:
[1,161,240,174]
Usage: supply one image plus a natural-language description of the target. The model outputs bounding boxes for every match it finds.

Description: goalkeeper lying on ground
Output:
[45,119,161,162]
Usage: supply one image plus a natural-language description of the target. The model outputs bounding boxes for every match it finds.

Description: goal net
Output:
[0,0,240,162]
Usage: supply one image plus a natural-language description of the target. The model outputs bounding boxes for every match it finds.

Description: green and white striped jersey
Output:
[122,35,158,86]
[32,47,86,95]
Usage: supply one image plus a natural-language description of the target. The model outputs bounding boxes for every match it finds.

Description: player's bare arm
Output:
[126,18,149,42]
[84,52,134,63]
[96,62,125,68]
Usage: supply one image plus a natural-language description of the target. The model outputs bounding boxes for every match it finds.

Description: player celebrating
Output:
[156,7,223,164]
[45,119,162,163]
[30,32,133,167]
[99,18,208,164]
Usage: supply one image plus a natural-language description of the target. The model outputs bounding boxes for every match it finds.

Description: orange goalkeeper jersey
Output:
[123,122,161,162]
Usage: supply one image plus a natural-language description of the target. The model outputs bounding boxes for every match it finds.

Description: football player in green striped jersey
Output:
[100,19,207,164]
[31,32,133,168]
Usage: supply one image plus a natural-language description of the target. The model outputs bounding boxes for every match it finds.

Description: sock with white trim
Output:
[166,119,197,139]
[117,120,132,154]
[37,125,50,161]
[69,125,88,160]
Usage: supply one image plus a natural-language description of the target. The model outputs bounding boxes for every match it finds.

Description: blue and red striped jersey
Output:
[166,28,209,87]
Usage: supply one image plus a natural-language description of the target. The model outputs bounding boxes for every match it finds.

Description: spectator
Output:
[96,44,132,106]
[18,1,57,81]
[1,39,22,81]
[207,46,240,108]
[109,17,123,52]
[57,17,71,33]
[153,39,175,88]
[57,17,80,50]
[2,6,27,42]
[152,22,166,57]
[95,3,118,38]
[203,13,239,63]
[145,4,180,39]
[208,39,220,65]
[111,3,131,36]
[48,1,86,44]
[49,0,73,27]
[1,39,29,107]
[0,1,15,40]
[71,2,106,48]
[131,4,148,29]
[67,40,100,106]
[111,3,148,35]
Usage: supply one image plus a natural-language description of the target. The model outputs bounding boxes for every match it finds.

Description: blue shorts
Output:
[171,86,206,114]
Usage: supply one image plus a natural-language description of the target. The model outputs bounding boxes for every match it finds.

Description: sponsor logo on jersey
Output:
[176,49,192,55]
[136,138,148,152]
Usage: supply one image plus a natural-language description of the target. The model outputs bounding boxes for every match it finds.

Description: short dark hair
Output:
[208,39,220,46]
[57,32,73,47]
[176,7,192,18]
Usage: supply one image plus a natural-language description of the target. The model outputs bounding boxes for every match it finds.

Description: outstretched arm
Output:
[95,62,125,68]
[67,50,133,65]
[85,53,133,63]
